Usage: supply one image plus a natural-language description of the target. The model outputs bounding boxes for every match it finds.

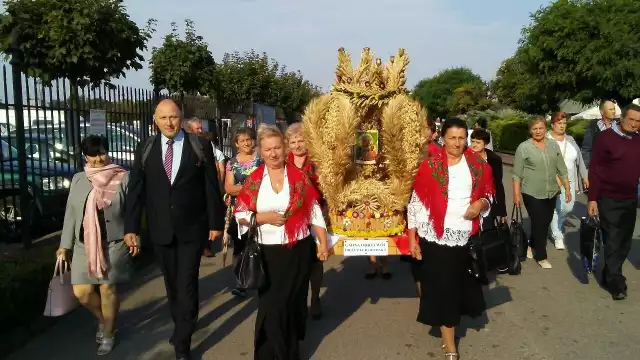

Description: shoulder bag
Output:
[233,213,267,290]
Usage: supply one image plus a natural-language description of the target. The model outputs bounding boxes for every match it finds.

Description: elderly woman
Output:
[469,128,507,224]
[547,112,589,250]
[235,125,329,360]
[56,135,134,356]
[512,117,571,269]
[225,127,263,297]
[285,123,324,320]
[408,118,495,360]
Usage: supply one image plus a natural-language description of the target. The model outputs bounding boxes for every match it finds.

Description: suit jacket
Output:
[581,118,604,168]
[124,133,225,245]
[485,149,507,218]
[60,172,129,249]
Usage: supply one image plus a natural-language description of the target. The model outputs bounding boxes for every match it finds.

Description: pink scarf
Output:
[83,164,127,280]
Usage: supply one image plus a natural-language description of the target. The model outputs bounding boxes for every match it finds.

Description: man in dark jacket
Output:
[124,99,225,360]
[588,103,640,301]
[581,99,617,168]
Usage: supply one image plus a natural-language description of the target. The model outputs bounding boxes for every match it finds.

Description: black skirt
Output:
[254,236,314,360]
[417,239,486,328]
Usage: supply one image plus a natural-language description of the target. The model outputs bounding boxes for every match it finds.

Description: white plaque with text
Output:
[343,239,389,256]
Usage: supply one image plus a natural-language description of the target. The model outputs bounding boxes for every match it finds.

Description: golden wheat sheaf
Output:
[303,92,358,211]
[381,96,427,206]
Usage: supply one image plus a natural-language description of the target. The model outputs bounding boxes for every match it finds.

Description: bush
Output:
[567,118,590,147]
[496,120,530,152]
[0,245,58,338]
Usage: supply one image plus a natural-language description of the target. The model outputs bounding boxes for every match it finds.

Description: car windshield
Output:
[1,139,20,160]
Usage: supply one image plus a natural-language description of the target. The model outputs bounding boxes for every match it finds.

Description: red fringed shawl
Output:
[413,146,495,239]
[234,164,320,245]
[286,152,319,189]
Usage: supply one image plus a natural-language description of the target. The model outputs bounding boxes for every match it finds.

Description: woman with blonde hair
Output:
[235,125,329,359]
[285,122,325,320]
[512,116,571,268]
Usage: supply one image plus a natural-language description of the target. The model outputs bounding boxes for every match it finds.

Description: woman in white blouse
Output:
[547,112,588,250]
[234,125,329,360]
[407,118,495,360]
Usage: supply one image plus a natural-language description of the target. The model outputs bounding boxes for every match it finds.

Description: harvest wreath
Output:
[302,47,427,254]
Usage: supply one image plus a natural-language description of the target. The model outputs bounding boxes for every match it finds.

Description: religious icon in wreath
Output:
[355,130,379,164]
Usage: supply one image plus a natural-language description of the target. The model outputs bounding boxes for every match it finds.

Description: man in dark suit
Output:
[124,99,225,360]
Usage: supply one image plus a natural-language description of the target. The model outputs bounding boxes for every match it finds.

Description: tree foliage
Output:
[212,50,320,117]
[520,0,640,106]
[447,82,493,115]
[490,49,560,114]
[412,67,485,118]
[150,19,215,96]
[0,0,155,87]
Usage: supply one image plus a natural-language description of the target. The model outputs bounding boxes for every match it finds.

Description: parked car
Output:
[3,132,74,164]
[0,139,75,242]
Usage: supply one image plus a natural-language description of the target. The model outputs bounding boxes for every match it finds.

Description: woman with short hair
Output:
[235,125,329,359]
[469,128,507,224]
[512,116,571,268]
[547,112,588,250]
[225,127,263,298]
[56,135,135,356]
[285,122,325,320]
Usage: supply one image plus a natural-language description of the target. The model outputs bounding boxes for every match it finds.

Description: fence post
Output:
[9,31,32,248]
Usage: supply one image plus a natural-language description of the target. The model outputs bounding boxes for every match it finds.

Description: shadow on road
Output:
[302,256,514,358]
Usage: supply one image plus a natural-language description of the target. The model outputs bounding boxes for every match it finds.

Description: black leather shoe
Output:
[612,292,627,301]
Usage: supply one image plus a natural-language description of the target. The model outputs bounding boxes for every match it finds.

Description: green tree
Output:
[520,0,640,106]
[150,19,215,97]
[0,0,155,87]
[212,50,279,116]
[272,68,321,117]
[490,49,560,114]
[412,67,484,118]
[447,82,493,115]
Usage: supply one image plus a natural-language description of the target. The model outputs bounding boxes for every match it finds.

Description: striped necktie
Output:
[164,139,174,181]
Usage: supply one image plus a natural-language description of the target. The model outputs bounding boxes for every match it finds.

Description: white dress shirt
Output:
[211,142,226,163]
[160,130,185,184]
[235,166,326,245]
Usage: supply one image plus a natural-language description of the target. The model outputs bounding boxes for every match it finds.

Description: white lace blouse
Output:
[407,157,491,247]
[235,166,326,245]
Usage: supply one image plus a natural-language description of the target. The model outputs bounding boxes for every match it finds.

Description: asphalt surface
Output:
[8,166,640,360]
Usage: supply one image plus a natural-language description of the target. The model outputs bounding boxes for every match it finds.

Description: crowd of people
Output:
[54,98,640,359]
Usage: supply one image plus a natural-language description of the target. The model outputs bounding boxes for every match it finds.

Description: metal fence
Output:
[0,64,231,246]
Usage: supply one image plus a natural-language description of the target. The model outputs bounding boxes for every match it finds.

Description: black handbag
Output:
[579,216,602,274]
[468,234,489,285]
[482,218,515,274]
[233,213,267,290]
[510,205,528,261]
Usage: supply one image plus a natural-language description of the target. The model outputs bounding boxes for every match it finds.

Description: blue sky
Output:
[120,0,551,91]
[4,0,552,93]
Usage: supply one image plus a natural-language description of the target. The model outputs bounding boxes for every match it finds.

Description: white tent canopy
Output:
[571,103,621,120]
[571,98,640,120]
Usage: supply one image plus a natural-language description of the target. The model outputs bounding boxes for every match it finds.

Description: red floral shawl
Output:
[234,164,320,245]
[412,146,495,239]
[286,152,319,189]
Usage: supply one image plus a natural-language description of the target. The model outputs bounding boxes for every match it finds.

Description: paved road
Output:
[9,167,640,360]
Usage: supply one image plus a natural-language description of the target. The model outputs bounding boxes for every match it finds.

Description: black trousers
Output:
[154,238,203,357]
[522,193,557,261]
[599,197,638,293]
[309,259,323,311]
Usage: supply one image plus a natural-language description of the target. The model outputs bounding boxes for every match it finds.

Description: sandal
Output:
[364,272,378,279]
[97,337,115,356]
[445,353,459,360]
